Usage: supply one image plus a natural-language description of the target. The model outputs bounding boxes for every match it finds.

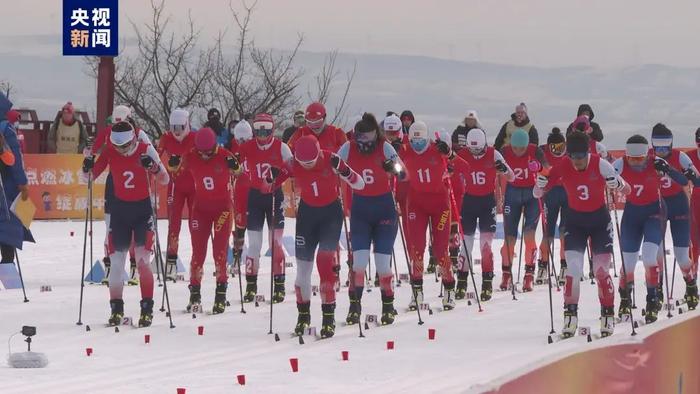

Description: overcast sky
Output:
[4,0,700,67]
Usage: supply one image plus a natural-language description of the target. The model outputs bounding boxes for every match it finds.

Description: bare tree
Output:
[208,0,304,127]
[88,0,215,138]
[308,50,356,127]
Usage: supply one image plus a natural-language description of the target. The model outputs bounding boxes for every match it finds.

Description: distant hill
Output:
[3,36,699,149]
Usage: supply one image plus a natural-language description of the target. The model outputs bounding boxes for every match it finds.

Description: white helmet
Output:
[233,120,253,143]
[112,105,132,123]
[169,109,190,141]
[431,128,451,149]
[408,121,429,153]
[466,128,487,155]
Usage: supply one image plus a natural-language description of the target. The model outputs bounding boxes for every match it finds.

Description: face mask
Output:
[626,156,647,171]
[171,124,188,141]
[410,138,428,153]
[355,131,377,154]
[198,146,218,160]
[653,145,671,157]
[549,142,566,156]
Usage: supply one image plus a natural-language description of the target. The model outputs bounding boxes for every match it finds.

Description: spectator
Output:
[5,110,24,153]
[47,101,88,153]
[0,92,34,264]
[400,110,415,134]
[566,104,603,142]
[228,117,240,139]
[494,102,539,151]
[451,110,484,149]
[203,108,229,147]
[282,110,305,143]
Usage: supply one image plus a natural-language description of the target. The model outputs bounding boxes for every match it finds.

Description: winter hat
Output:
[625,135,649,157]
[573,115,591,133]
[515,102,528,114]
[651,123,673,146]
[6,110,21,124]
[409,121,429,141]
[566,131,590,156]
[112,105,132,123]
[62,102,74,113]
[547,127,565,144]
[252,113,275,131]
[510,128,529,148]
[207,108,221,120]
[169,109,189,127]
[400,110,415,123]
[577,104,595,120]
[233,120,253,142]
[465,110,479,121]
[195,127,217,151]
[383,114,403,136]
[294,135,320,164]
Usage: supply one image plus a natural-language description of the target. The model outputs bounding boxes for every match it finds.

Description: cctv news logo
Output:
[63,0,118,56]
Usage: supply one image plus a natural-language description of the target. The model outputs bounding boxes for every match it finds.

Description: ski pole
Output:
[607,188,636,336]
[76,171,92,325]
[497,180,517,300]
[536,197,555,335]
[13,249,28,303]
[516,206,525,285]
[657,188,672,319]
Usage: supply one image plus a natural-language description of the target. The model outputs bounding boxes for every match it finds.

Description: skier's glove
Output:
[140,154,158,173]
[528,160,542,173]
[226,155,241,172]
[382,159,400,175]
[536,174,548,189]
[683,167,698,182]
[331,154,351,177]
[654,157,671,174]
[168,155,181,169]
[82,156,95,173]
[495,160,508,173]
[391,139,403,152]
[435,140,451,155]
[605,176,623,190]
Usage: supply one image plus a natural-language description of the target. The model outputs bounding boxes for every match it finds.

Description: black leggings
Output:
[0,244,15,263]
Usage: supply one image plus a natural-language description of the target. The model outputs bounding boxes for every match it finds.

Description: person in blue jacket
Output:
[0,92,34,263]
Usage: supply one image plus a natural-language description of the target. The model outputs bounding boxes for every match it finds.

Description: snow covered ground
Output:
[0,217,694,394]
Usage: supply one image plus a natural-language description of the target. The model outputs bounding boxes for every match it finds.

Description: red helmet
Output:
[294,135,320,167]
[305,102,326,131]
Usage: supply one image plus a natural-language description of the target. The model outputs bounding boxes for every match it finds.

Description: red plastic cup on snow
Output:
[197,326,204,335]
[237,374,246,385]
[289,358,299,372]
[428,328,436,340]
[85,347,93,356]
[341,350,349,361]
[386,340,394,350]
[144,334,150,344]
[176,389,186,394]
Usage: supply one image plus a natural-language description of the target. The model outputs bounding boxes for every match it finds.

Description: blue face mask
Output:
[410,138,428,153]
[653,145,671,157]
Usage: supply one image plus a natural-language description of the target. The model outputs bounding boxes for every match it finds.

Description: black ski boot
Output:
[480,272,494,301]
[272,275,286,304]
[138,298,154,327]
[294,302,311,336]
[562,303,578,338]
[601,306,615,337]
[108,299,124,326]
[442,282,456,311]
[535,260,548,285]
[408,281,424,311]
[243,275,257,303]
[380,291,397,325]
[644,290,659,324]
[685,278,699,310]
[101,257,111,285]
[320,303,336,338]
[373,273,380,288]
[187,284,202,312]
[455,271,469,300]
[618,285,632,318]
[345,288,362,325]
[212,282,227,314]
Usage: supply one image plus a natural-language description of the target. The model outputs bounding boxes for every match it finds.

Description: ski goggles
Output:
[626,155,647,167]
[171,124,187,132]
[653,145,671,157]
[305,118,324,131]
[253,121,274,138]
[197,145,218,160]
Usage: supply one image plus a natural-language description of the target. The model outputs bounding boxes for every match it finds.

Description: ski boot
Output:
[442,283,456,311]
[166,254,178,281]
[522,264,535,292]
[561,304,578,338]
[243,275,257,303]
[374,273,380,288]
[499,266,513,291]
[558,260,567,286]
[186,284,202,312]
[481,272,494,301]
[138,298,154,327]
[644,291,659,324]
[272,275,286,304]
[617,285,632,319]
[380,291,397,325]
[601,306,615,337]
[212,282,227,314]
[108,299,124,326]
[685,278,699,310]
[320,303,336,338]
[345,290,362,325]
[535,260,548,285]
[408,282,424,311]
[294,302,311,336]
[127,257,139,286]
[426,252,437,274]
[101,257,111,285]
[455,271,469,300]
